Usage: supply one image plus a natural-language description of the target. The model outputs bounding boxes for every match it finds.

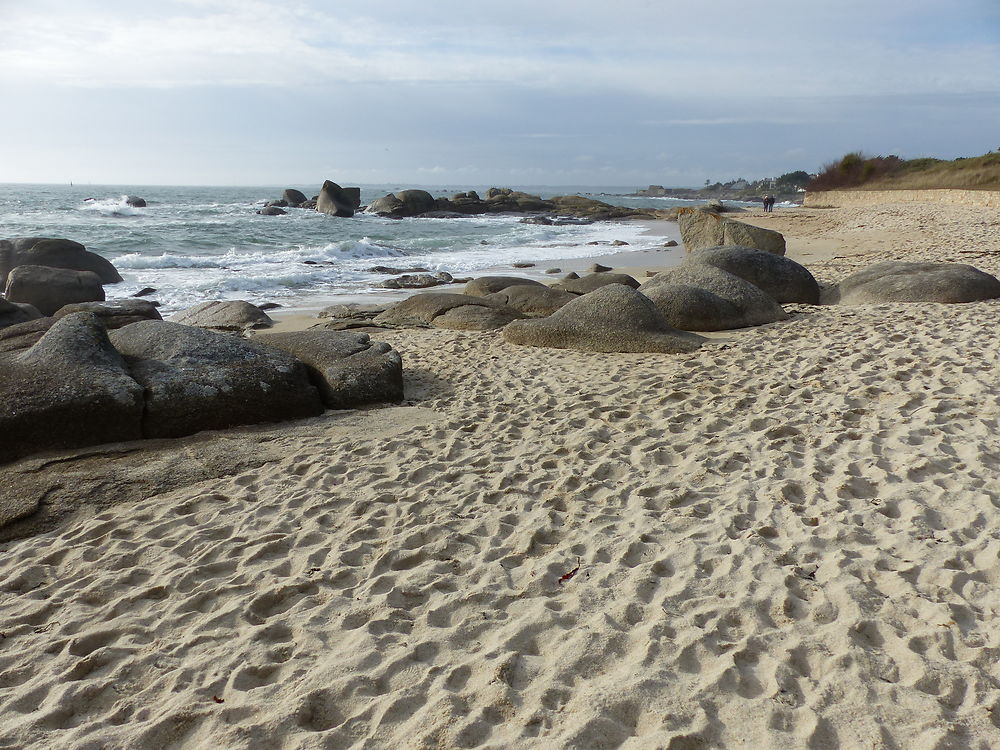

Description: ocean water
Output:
[0,183,722,313]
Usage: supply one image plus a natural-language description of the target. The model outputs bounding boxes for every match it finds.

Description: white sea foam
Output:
[5,184,689,312]
[79,195,144,218]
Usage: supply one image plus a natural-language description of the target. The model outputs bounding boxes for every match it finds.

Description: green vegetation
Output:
[808,151,1000,192]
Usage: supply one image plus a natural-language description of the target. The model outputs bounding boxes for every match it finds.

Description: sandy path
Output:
[1,202,1000,749]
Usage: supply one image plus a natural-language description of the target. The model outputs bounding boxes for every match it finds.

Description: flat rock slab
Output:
[833,262,1000,305]
[257,330,404,409]
[110,321,323,439]
[503,284,705,353]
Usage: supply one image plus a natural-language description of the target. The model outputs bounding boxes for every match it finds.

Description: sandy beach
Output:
[3,201,1000,749]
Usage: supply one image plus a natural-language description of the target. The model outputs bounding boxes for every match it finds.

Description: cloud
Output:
[2,0,997,99]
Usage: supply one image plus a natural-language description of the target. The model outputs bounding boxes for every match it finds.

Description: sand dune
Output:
[1,201,1000,749]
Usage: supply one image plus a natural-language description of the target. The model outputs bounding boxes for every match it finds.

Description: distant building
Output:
[730,179,749,190]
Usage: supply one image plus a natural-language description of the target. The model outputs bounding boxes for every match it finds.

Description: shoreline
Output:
[267,216,686,321]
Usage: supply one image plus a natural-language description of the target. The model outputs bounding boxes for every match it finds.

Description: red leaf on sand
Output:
[212,696,225,704]
[558,559,581,585]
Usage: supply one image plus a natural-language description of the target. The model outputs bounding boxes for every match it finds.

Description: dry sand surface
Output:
[2,202,1000,749]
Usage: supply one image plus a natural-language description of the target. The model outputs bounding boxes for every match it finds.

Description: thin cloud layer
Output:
[3,0,998,97]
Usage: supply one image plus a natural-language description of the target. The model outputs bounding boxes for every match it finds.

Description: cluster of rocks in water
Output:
[5,206,1000,467]
[258,182,658,222]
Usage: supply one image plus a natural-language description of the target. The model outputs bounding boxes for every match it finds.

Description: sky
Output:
[1,0,998,187]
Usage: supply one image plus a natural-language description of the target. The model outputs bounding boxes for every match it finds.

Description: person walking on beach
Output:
[763,194,775,212]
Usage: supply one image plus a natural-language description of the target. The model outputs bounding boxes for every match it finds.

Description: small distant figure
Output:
[763,194,775,212]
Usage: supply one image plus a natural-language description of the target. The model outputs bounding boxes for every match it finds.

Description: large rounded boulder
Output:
[256,330,404,409]
[832,262,1000,305]
[4,265,105,316]
[0,237,123,285]
[640,265,787,331]
[484,285,576,316]
[686,245,820,304]
[502,284,705,353]
[553,272,640,295]
[316,180,356,218]
[0,313,145,464]
[373,293,523,331]
[366,190,438,218]
[109,321,324,439]
[464,276,546,297]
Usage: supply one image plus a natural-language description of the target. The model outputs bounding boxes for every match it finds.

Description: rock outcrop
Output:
[110,321,324,439]
[686,245,820,304]
[4,265,106,315]
[678,209,786,256]
[0,313,145,464]
[0,237,123,285]
[316,180,356,218]
[259,330,404,409]
[283,188,308,206]
[503,284,706,353]
[831,262,1000,305]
